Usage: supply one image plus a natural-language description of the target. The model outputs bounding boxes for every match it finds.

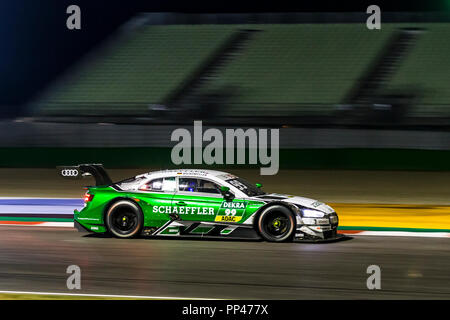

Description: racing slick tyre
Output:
[257,205,295,242]
[105,200,143,238]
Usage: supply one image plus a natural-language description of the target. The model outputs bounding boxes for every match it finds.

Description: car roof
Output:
[137,169,237,181]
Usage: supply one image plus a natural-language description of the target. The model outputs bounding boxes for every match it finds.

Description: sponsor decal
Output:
[215,215,242,222]
[221,201,246,209]
[215,201,247,222]
[152,206,215,215]
[311,200,323,208]
[152,201,247,222]
[175,170,209,176]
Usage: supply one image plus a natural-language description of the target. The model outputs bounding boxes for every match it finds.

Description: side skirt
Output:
[147,220,261,240]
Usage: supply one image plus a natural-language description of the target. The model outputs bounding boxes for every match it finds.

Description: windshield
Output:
[226,177,266,197]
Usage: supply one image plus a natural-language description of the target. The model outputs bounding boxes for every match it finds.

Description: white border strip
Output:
[340,230,450,238]
[0,290,214,300]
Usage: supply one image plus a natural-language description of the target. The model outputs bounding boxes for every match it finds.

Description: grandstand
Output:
[384,23,450,118]
[194,24,393,118]
[34,25,235,116]
[31,19,450,126]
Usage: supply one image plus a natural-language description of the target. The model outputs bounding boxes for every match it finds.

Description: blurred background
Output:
[0,3,449,173]
[0,4,448,205]
[0,0,449,300]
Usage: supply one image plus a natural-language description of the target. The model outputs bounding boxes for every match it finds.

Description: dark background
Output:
[0,1,448,302]
[0,0,447,117]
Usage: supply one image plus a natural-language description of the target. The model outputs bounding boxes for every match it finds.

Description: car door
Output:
[172,177,249,224]
[171,177,224,223]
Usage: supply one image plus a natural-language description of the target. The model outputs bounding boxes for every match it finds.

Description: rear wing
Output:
[57,164,113,186]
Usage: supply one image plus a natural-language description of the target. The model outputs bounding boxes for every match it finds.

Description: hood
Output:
[253,193,334,214]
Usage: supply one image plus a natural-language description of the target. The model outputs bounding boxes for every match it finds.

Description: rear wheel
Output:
[105,200,143,238]
[257,205,295,242]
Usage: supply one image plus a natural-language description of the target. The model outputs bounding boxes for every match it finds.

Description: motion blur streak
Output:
[332,203,450,230]
[0,226,449,299]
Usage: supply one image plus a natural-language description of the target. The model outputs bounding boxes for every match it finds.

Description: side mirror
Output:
[220,186,235,201]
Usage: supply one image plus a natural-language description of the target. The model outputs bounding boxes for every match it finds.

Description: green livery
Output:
[74,185,262,236]
[61,164,341,242]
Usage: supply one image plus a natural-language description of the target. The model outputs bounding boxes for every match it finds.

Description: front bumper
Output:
[294,212,342,242]
[293,229,346,242]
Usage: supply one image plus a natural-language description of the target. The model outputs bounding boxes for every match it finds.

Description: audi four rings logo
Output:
[61,169,79,177]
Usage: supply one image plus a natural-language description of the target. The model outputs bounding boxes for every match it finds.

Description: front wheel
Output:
[257,205,295,242]
[105,200,143,238]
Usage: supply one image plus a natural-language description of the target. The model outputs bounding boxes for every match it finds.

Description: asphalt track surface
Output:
[0,226,449,299]
[0,169,448,299]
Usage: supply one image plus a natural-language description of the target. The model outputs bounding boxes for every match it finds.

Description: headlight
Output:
[302,209,325,218]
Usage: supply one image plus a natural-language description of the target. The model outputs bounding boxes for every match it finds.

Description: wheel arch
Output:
[252,201,298,231]
[102,196,144,226]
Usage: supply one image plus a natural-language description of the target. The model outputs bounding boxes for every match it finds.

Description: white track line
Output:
[0,290,214,300]
[41,222,74,227]
[1,223,449,237]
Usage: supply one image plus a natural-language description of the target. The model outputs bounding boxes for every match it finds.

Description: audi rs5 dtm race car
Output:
[59,164,341,242]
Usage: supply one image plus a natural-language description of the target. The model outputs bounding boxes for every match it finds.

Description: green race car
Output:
[59,164,341,242]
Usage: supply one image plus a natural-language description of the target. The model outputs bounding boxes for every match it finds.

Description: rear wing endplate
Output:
[57,164,113,186]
